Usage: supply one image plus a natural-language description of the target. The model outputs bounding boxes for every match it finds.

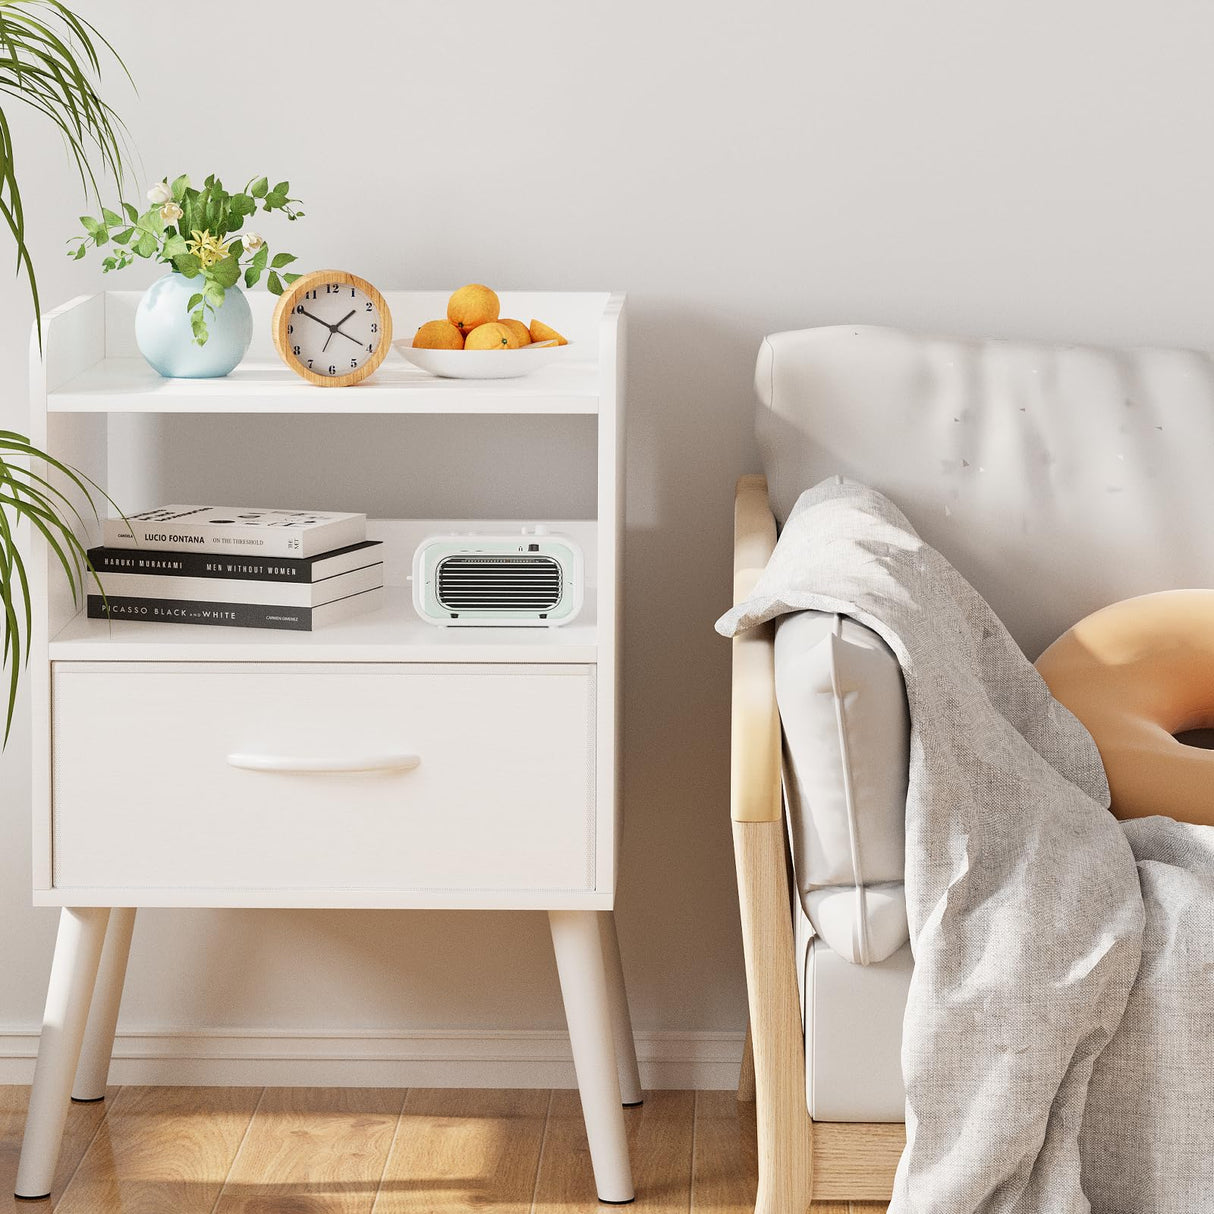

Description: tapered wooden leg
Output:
[738,1018,756,1101]
[598,912,643,1107]
[16,907,111,1199]
[72,907,136,1102]
[548,909,635,1203]
[733,821,814,1214]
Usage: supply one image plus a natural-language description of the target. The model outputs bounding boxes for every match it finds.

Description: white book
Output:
[104,505,366,558]
[87,540,383,584]
[93,562,384,607]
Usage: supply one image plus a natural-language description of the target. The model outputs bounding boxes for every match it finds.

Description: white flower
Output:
[160,201,183,222]
[146,180,171,204]
[241,231,264,254]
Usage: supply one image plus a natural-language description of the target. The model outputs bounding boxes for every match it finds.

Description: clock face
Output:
[283,279,384,378]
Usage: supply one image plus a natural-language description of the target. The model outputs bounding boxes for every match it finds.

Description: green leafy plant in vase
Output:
[0,1,130,744]
[72,173,305,377]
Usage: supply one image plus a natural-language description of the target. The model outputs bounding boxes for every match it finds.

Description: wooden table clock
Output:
[272,269,393,386]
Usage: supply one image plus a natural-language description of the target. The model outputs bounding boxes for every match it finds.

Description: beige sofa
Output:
[731,324,1214,1210]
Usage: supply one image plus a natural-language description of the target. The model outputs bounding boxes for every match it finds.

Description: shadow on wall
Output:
[615,301,764,1030]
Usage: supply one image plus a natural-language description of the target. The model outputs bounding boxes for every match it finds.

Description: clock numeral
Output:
[328,364,336,375]
[293,345,301,356]
[370,323,378,333]
[351,358,359,368]
[367,343,373,353]
[287,324,293,335]
[295,304,305,314]
[305,290,317,300]
[307,359,313,368]
[365,302,373,311]
[326,283,340,294]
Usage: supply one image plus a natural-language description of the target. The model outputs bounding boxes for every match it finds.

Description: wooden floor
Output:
[0,1086,886,1213]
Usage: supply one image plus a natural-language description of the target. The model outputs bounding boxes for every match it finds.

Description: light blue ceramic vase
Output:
[134,272,253,378]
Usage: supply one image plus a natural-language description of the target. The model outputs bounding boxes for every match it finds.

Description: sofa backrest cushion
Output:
[756,325,1214,660]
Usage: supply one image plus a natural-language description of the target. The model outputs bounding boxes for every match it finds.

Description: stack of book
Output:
[87,506,385,631]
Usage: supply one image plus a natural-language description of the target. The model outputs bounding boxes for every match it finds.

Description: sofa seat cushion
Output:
[796,900,910,1121]
[775,609,911,963]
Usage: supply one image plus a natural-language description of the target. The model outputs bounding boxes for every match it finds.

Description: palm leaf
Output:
[0,444,105,744]
[0,4,129,742]
[0,0,130,343]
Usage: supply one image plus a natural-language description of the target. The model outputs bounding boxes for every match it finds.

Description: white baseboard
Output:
[0,1027,745,1090]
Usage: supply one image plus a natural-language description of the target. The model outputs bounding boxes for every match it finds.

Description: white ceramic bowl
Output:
[394,339,573,380]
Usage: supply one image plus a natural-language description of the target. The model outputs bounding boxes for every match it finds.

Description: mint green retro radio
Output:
[411,530,584,627]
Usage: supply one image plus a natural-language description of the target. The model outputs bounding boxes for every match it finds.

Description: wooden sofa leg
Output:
[734,819,814,1214]
[738,1019,756,1102]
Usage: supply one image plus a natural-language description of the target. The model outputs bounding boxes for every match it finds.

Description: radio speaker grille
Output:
[436,555,563,612]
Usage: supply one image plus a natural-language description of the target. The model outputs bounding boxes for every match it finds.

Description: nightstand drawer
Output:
[51,662,595,894]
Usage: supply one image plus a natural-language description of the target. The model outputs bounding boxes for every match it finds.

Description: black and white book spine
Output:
[92,562,383,607]
[86,541,382,584]
[86,586,385,632]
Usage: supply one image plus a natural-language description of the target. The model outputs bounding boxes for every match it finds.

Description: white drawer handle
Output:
[226,752,421,774]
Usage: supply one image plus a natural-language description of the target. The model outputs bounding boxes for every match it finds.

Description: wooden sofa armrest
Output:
[729,474,815,1209]
[731,475,782,824]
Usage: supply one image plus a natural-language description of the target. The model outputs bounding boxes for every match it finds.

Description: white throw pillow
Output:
[774,610,911,964]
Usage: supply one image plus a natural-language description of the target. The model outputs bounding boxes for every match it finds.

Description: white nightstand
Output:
[16,291,639,1202]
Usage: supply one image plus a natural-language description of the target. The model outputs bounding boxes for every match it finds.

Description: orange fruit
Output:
[499,318,532,347]
[447,284,500,334]
[412,319,464,350]
[529,319,567,346]
[465,321,519,350]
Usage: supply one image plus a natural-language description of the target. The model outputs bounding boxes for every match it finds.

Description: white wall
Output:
[2,0,1213,1086]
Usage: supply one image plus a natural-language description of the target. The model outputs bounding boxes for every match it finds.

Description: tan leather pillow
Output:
[1036,591,1214,825]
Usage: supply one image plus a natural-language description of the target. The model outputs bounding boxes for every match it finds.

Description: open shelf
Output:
[39,290,618,415]
[47,351,602,415]
[50,587,598,663]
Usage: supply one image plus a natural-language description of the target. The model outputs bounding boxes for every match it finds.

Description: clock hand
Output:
[315,308,359,352]
[334,326,365,346]
[300,307,359,354]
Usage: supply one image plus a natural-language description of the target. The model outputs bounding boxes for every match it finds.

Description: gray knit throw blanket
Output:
[717,478,1214,1213]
